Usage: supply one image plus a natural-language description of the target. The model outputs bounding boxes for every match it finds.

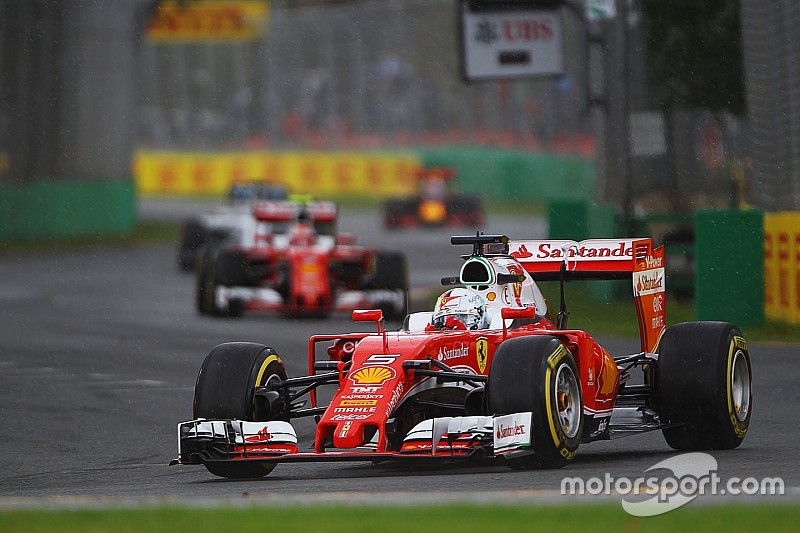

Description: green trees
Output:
[643,0,744,115]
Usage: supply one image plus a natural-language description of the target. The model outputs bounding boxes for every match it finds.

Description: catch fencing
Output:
[137,0,592,154]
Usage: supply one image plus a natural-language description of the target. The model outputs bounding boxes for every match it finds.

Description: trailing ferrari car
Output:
[196,200,408,319]
[173,233,752,478]
[383,167,484,228]
[176,181,290,271]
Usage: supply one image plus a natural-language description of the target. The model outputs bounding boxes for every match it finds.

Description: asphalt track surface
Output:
[0,199,797,508]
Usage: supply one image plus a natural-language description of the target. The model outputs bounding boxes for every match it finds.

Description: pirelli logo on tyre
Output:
[547,344,569,369]
[727,336,750,438]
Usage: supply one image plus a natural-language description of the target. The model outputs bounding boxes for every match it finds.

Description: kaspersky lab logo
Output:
[561,453,784,516]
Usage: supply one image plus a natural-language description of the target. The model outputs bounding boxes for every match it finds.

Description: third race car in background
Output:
[174,233,752,479]
[196,199,409,320]
[383,167,484,229]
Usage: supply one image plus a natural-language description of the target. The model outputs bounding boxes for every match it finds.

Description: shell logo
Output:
[349,366,395,386]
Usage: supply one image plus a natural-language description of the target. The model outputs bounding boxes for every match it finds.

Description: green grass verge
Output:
[1,503,797,532]
[0,221,179,254]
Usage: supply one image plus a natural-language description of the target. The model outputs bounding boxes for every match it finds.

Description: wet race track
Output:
[0,200,797,506]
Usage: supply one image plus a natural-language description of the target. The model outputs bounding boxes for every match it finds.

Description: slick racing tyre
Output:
[214,250,250,318]
[197,248,248,318]
[446,193,485,226]
[196,248,220,316]
[488,336,582,469]
[655,321,752,450]
[177,219,209,271]
[383,198,417,229]
[193,342,289,478]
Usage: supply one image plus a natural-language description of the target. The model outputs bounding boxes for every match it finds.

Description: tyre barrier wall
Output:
[764,211,800,324]
[694,209,764,327]
[0,179,136,244]
[133,148,595,203]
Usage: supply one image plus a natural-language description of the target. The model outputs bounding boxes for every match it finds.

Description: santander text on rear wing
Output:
[509,238,666,353]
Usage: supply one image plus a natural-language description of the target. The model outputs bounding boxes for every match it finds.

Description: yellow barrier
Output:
[764,211,800,324]
[133,150,421,198]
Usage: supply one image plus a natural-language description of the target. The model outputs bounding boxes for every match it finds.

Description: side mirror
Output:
[352,309,384,322]
[501,306,537,339]
[501,307,537,320]
[352,309,386,336]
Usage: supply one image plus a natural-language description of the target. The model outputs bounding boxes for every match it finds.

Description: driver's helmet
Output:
[288,222,315,246]
[288,205,316,245]
[432,288,489,330]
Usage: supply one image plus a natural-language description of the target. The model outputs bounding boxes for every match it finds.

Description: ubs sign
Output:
[460,1,564,80]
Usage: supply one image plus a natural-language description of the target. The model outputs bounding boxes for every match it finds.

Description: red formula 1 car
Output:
[174,234,752,478]
[196,200,408,319]
[383,167,484,228]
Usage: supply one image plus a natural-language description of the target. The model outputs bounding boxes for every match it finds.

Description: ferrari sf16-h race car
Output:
[196,200,408,319]
[173,233,752,478]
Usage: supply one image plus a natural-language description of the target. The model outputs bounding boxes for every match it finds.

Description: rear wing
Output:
[415,166,456,181]
[509,238,666,353]
[253,200,337,224]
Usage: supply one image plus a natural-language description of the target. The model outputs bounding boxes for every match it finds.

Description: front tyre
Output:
[488,336,582,469]
[193,342,289,478]
[177,219,208,271]
[656,321,752,450]
[196,248,219,316]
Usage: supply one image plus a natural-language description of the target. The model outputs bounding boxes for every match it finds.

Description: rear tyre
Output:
[488,336,582,469]
[193,342,289,478]
[446,193,485,226]
[656,321,752,450]
[383,198,417,229]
